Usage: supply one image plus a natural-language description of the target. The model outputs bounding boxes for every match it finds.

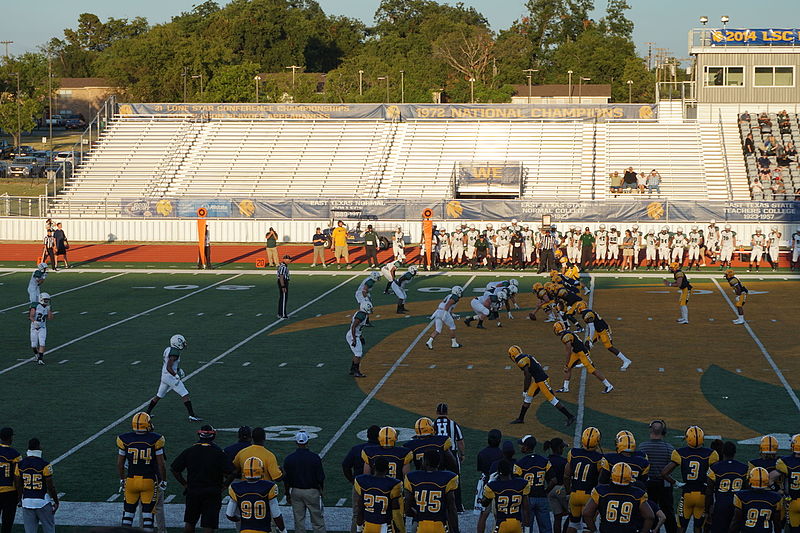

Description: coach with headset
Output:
[638,420,677,533]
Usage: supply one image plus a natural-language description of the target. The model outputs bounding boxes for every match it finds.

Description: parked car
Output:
[54,151,80,166]
[0,141,12,159]
[10,146,34,159]
[44,115,64,127]
[64,117,86,129]
[8,157,46,178]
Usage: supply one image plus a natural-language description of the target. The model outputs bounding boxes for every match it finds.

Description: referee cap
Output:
[295,431,309,444]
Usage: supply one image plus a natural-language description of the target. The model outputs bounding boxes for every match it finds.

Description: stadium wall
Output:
[3,217,797,248]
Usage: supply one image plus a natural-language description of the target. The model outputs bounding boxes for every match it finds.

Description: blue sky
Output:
[2,0,795,61]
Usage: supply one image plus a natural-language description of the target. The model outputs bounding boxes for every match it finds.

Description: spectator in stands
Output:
[265,227,280,267]
[636,170,647,193]
[744,133,755,155]
[757,154,771,169]
[777,144,790,167]
[772,175,787,199]
[766,135,778,156]
[622,167,638,192]
[758,165,771,181]
[331,221,352,270]
[622,230,635,271]
[609,172,622,195]
[757,140,768,156]
[311,227,327,267]
[778,110,791,134]
[758,112,771,133]
[646,170,662,194]
[739,111,750,124]
[786,141,798,158]
[751,177,764,195]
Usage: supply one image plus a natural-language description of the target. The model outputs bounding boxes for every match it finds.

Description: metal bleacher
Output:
[739,112,800,201]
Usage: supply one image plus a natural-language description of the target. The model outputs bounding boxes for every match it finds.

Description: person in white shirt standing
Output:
[451,226,466,267]
[27,263,47,306]
[594,225,609,269]
[566,225,581,265]
[749,228,766,272]
[495,225,510,266]
[145,335,202,422]
[607,226,621,270]
[29,293,53,366]
[644,229,658,270]
[703,221,720,266]
[657,226,671,270]
[767,226,782,271]
[392,226,406,263]
[686,226,704,271]
[630,224,643,269]
[438,228,452,268]
[671,227,687,267]
[792,227,800,271]
[466,225,480,262]
[522,225,535,267]
[425,286,463,350]
[719,224,737,269]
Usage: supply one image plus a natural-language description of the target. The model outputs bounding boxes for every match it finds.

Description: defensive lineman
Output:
[347,300,372,378]
[426,286,463,349]
[27,263,48,305]
[29,292,52,365]
[392,266,417,314]
[145,335,202,421]
[356,271,381,326]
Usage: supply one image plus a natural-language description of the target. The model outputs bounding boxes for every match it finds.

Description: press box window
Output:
[754,66,794,87]
[704,66,743,86]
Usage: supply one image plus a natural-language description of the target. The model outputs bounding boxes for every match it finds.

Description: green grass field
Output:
[0,267,798,529]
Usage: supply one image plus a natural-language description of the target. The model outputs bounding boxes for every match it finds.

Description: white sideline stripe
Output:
[0,273,126,313]
[0,271,17,278]
[573,275,594,448]
[711,278,800,412]
[336,498,347,507]
[319,275,476,459]
[164,494,175,503]
[0,274,243,377]
[50,275,357,466]
[106,494,119,502]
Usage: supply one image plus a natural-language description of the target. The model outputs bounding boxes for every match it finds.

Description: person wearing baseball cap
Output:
[171,425,234,532]
[283,431,326,533]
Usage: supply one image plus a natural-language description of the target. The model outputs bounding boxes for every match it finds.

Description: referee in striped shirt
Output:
[538,229,557,273]
[638,420,677,533]
[42,230,57,270]
[277,255,292,319]
[434,403,466,511]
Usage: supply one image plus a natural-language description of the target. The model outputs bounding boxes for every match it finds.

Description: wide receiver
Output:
[145,334,202,421]
[29,292,53,365]
[426,286,463,350]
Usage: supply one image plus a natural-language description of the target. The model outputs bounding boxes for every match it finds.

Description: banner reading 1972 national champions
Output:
[120,199,800,223]
[119,103,657,121]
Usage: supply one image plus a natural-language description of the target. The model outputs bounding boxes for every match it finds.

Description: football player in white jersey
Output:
[451,226,466,266]
[27,263,48,305]
[426,286,463,350]
[29,292,52,365]
[792,227,800,271]
[466,225,480,260]
[495,225,511,266]
[347,300,372,378]
[630,224,643,269]
[749,228,766,272]
[567,225,581,264]
[522,225,535,266]
[594,225,609,269]
[686,226,704,271]
[657,226,671,270]
[145,334,202,421]
[703,221,720,266]
[607,226,621,270]
[356,271,381,326]
[465,289,507,330]
[767,226,782,271]
[437,228,451,268]
[392,266,417,313]
[392,227,406,262]
[380,260,401,294]
[671,227,687,266]
[484,224,497,258]
[719,224,737,268]
[644,229,658,269]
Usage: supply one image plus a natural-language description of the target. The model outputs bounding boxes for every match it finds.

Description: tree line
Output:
[0,0,663,140]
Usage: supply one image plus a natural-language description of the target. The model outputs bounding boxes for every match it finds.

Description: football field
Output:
[0,266,799,527]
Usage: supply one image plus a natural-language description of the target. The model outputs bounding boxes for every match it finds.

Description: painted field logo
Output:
[646,202,665,220]
[446,200,464,218]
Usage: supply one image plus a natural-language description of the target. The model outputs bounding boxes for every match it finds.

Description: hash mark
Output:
[279,362,287,367]
[242,362,251,367]
[504,365,511,370]
[697,368,703,373]
[197,312,204,316]
[429,364,436,369]
[659,368,664,372]
[316,313,322,317]
[226,313,233,316]
[336,498,347,506]
[256,313,262,317]
[647,317,653,320]
[108,312,117,315]
[131,361,141,365]
[58,360,68,365]
[80,311,88,315]
[94,360,104,365]
[771,319,777,322]
[466,365,473,370]
[168,312,174,316]
[316,363,325,367]
[736,369,742,373]
[57,493,65,499]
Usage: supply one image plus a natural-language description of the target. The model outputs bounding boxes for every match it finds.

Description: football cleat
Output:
[602,385,614,394]
[464,317,473,327]
[509,419,524,425]
[188,415,203,422]
[620,358,632,371]
[425,339,433,350]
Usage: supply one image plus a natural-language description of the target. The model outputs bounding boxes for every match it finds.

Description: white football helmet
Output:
[408,266,418,275]
[725,224,732,230]
[170,334,187,350]
[369,271,381,281]
[360,301,374,314]
[509,279,519,287]
[676,227,683,233]
[37,263,48,271]
[496,289,508,301]
[662,226,669,232]
[451,285,463,297]
[599,224,606,230]
[632,224,639,230]
[511,218,518,224]
[38,292,51,305]
[486,223,493,229]
[508,285,519,295]
[756,227,762,233]
[692,225,698,231]
[771,226,778,231]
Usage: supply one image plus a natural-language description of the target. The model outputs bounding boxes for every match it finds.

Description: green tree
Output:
[205,61,262,102]
[599,0,633,39]
[0,97,44,147]
[524,0,595,65]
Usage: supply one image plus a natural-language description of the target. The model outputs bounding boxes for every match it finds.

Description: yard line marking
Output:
[0,273,126,313]
[226,313,233,316]
[197,312,204,316]
[51,275,357,466]
[108,312,117,315]
[0,274,242,377]
[319,275,476,459]
[279,362,287,367]
[573,275,594,448]
[168,312,174,316]
[132,286,156,289]
[0,271,17,278]
[504,366,511,370]
[242,362,251,367]
[94,360,104,365]
[466,364,473,370]
[164,495,175,503]
[256,313,263,317]
[712,277,800,412]
[336,498,346,506]
[131,360,141,365]
[58,360,68,365]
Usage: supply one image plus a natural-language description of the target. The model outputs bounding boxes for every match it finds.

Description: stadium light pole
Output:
[377,76,389,103]
[720,16,730,47]
[567,70,573,103]
[578,77,590,104]
[358,70,364,96]
[254,75,261,103]
[523,69,538,104]
[627,79,633,103]
[469,77,475,103]
[10,72,20,151]
[191,74,203,100]
[400,70,405,104]
[181,68,188,103]
[285,65,302,90]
